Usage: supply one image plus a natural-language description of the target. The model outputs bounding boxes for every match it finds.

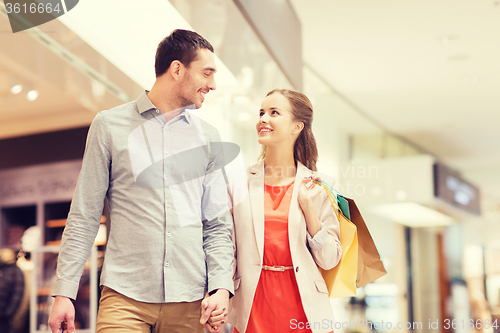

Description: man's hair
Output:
[155,29,214,77]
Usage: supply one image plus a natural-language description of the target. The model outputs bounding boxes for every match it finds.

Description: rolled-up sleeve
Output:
[52,112,111,300]
[306,221,330,250]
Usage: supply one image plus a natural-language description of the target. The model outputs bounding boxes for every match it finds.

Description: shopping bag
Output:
[337,193,350,220]
[314,180,358,298]
[346,198,387,287]
[315,179,387,291]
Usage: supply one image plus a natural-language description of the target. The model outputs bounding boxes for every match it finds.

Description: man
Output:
[0,248,25,333]
[48,29,233,333]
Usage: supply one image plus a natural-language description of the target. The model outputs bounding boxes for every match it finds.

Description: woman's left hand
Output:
[298,173,323,209]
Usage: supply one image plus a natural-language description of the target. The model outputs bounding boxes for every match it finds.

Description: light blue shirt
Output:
[52,91,234,303]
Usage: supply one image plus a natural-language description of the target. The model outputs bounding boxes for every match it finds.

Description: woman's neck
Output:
[263,146,296,185]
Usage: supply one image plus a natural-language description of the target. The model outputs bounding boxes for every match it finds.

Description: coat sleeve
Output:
[306,177,342,271]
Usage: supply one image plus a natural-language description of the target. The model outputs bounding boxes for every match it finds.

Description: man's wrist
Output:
[215,288,230,297]
[208,287,233,298]
[54,295,76,304]
[54,295,70,301]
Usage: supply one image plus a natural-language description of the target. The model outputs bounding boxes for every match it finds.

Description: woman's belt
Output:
[262,265,294,272]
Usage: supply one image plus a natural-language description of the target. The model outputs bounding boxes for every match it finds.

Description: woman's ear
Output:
[292,122,304,135]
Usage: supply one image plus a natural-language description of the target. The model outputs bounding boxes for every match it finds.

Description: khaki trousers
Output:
[96,286,204,333]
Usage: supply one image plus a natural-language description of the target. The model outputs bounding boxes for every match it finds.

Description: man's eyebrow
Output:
[203,67,217,73]
[259,107,281,111]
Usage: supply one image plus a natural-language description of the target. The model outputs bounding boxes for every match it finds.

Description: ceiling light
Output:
[58,0,240,91]
[368,202,454,227]
[27,90,39,101]
[10,84,23,94]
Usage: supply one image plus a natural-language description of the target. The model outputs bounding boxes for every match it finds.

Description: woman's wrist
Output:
[301,202,321,236]
[298,196,313,209]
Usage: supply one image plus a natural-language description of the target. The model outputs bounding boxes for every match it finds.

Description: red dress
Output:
[235,181,312,333]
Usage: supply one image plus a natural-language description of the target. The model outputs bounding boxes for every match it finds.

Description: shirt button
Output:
[156,109,160,113]
[165,262,169,267]
[165,150,168,155]
[296,266,299,273]
[167,232,171,237]
[166,204,170,208]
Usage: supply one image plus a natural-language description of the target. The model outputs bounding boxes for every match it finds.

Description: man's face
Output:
[177,48,217,109]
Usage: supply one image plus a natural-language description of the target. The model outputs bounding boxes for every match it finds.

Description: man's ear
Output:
[292,122,304,135]
[169,60,183,80]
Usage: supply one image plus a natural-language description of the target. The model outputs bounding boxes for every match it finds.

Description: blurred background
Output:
[1,0,500,332]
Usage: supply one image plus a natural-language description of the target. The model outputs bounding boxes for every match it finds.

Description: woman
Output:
[210,89,342,333]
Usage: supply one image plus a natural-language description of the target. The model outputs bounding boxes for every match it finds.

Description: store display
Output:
[0,160,106,333]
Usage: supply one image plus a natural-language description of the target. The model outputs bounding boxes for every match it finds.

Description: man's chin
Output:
[181,103,199,110]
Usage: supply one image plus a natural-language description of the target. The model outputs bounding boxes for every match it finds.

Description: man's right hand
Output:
[48,296,75,333]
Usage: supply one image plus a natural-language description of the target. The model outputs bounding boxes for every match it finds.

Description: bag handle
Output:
[314,179,342,196]
[313,179,342,221]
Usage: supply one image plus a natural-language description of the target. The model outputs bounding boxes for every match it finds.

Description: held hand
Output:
[48,296,75,333]
[200,296,219,333]
[200,289,229,333]
[207,307,227,328]
[298,173,323,209]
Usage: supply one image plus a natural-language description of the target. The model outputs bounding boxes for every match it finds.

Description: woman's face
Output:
[256,93,302,147]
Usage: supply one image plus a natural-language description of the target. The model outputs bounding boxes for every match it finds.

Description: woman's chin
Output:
[257,138,269,145]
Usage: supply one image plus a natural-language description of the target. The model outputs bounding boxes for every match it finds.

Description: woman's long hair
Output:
[258,89,318,171]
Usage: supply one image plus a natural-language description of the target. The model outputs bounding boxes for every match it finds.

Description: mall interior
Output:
[1,0,500,332]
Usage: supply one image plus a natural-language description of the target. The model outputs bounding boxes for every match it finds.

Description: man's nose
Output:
[208,76,216,91]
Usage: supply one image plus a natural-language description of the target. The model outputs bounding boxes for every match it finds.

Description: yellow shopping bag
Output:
[316,181,358,298]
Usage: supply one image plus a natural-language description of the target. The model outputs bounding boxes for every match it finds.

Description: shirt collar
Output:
[136,90,156,114]
[136,90,191,124]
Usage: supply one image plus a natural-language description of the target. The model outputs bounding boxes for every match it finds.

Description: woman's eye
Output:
[272,110,279,115]
[259,112,264,116]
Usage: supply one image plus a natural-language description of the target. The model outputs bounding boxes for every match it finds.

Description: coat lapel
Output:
[248,160,265,263]
[288,162,314,254]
